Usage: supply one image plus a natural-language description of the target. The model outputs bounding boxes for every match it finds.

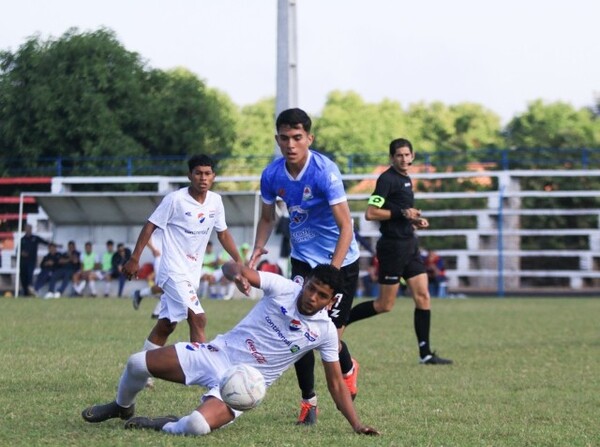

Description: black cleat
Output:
[420,352,453,365]
[132,290,142,310]
[124,416,179,431]
[82,401,135,423]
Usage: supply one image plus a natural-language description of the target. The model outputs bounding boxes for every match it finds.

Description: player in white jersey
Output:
[82,262,379,437]
[248,108,361,424]
[123,155,245,354]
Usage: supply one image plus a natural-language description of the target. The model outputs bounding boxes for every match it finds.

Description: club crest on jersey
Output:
[302,185,313,201]
[185,342,202,351]
[197,213,206,223]
[293,275,305,286]
[277,188,286,198]
[289,319,302,331]
[289,206,308,228]
[290,345,301,353]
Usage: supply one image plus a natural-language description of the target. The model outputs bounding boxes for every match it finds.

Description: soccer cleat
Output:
[44,291,54,299]
[124,415,179,431]
[132,290,142,310]
[343,358,360,400]
[82,401,135,423]
[420,352,453,365]
[296,399,318,425]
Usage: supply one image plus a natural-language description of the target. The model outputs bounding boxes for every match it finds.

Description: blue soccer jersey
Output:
[260,150,359,267]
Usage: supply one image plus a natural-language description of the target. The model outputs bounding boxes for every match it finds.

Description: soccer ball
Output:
[219,364,266,411]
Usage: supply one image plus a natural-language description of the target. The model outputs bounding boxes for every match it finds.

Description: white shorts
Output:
[157,278,205,323]
[174,341,243,418]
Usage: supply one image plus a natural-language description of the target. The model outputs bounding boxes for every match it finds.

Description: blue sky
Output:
[1,0,598,124]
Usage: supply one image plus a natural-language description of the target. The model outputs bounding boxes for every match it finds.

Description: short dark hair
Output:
[188,154,215,173]
[276,108,312,133]
[389,138,413,157]
[308,264,343,297]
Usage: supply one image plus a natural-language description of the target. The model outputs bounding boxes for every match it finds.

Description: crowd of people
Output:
[20,235,133,299]
[15,108,457,439]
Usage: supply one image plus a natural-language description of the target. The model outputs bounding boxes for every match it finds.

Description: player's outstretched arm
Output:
[248,202,276,269]
[322,361,380,436]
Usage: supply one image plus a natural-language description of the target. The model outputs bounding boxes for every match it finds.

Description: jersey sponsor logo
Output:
[384,275,400,281]
[197,213,206,223]
[289,206,308,228]
[304,330,317,342]
[207,344,219,352]
[289,319,302,331]
[245,338,267,364]
[185,211,192,216]
[265,315,293,346]
[184,228,211,235]
[291,227,316,243]
[302,185,313,201]
[404,182,411,187]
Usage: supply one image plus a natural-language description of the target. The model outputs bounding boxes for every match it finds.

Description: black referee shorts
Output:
[377,236,426,285]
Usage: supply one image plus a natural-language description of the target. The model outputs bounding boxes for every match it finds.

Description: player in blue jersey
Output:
[248,108,361,425]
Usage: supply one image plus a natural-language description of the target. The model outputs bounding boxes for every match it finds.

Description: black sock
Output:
[294,350,316,400]
[414,308,431,358]
[347,301,378,325]
[338,340,353,375]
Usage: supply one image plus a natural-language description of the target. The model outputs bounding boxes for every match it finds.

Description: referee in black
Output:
[347,138,452,365]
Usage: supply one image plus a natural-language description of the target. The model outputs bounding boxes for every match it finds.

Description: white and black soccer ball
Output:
[219,364,266,411]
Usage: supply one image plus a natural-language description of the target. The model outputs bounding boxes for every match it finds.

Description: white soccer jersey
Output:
[210,271,340,386]
[148,187,227,289]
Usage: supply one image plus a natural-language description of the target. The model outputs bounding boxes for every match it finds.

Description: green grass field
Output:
[1,295,598,447]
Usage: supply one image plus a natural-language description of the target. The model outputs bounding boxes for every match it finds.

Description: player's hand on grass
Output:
[355,425,380,435]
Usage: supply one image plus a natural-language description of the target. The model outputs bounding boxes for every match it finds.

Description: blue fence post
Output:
[127,157,133,176]
[501,150,509,170]
[56,156,62,177]
[497,184,505,297]
[582,148,589,169]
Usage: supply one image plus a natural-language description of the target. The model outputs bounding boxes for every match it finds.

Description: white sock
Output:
[143,339,161,351]
[163,410,211,436]
[74,281,86,294]
[104,281,111,295]
[198,281,208,298]
[152,301,161,316]
[116,351,150,407]
[88,280,96,295]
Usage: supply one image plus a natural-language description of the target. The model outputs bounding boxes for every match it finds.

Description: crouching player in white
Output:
[81,262,380,437]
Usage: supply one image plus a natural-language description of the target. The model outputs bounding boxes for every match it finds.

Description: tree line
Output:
[1,28,599,178]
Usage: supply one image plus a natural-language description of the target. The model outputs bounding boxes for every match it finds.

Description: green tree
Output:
[505,100,600,149]
[228,97,276,175]
[0,27,237,175]
[315,91,407,173]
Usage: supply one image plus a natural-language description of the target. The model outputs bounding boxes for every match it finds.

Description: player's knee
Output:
[185,410,211,435]
[126,351,149,378]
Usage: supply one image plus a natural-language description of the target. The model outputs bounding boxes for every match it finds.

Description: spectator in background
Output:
[33,242,61,299]
[19,224,50,296]
[423,249,448,298]
[51,241,80,298]
[111,243,131,298]
[100,240,116,297]
[72,241,101,297]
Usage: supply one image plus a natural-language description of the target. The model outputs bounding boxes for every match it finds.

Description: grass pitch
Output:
[0,295,598,447]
